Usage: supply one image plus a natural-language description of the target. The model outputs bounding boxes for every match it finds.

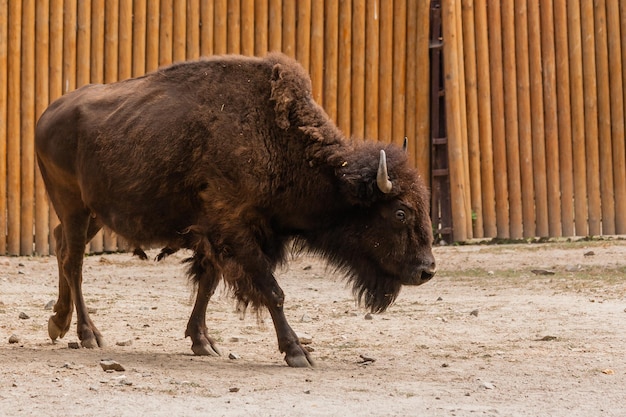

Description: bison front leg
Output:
[257,276,314,368]
[185,259,221,356]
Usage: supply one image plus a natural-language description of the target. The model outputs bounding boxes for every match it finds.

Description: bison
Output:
[35,53,436,367]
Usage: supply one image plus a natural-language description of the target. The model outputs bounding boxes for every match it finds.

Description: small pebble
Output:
[481,381,495,390]
[297,333,313,345]
[300,314,312,323]
[8,334,20,344]
[228,353,241,360]
[229,336,247,343]
[18,312,30,320]
[436,297,443,301]
[229,387,240,393]
[68,342,80,349]
[99,360,125,372]
[44,300,55,310]
[470,309,479,317]
[116,340,133,347]
[364,313,373,320]
[89,385,99,391]
[303,265,312,271]
[583,251,595,256]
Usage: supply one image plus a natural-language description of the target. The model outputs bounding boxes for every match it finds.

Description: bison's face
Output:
[317,144,436,312]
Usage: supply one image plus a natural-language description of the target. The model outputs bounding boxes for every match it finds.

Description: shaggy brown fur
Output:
[35,53,436,367]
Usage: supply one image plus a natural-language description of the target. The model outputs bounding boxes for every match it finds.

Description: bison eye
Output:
[395,209,406,222]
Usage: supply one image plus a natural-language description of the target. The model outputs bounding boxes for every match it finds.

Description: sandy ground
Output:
[1,239,625,416]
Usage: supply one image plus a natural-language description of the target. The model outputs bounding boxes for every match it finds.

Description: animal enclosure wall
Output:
[3,1,626,255]
[442,0,626,241]
[0,0,432,255]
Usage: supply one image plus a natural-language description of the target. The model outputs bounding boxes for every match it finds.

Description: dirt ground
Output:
[1,239,625,416]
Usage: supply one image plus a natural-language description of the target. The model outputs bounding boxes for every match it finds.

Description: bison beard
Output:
[35,53,436,367]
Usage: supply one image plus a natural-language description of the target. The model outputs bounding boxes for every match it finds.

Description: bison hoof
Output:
[81,337,100,349]
[48,316,68,341]
[191,342,221,357]
[285,354,315,368]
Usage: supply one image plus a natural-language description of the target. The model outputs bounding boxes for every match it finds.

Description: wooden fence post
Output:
[391,0,406,147]
[0,0,8,254]
[364,0,379,140]
[282,0,296,57]
[269,0,281,52]
[296,0,312,71]
[606,0,626,234]
[487,0,509,238]
[227,0,240,54]
[554,0,573,236]
[159,0,173,65]
[241,0,254,56]
[20,0,35,255]
[310,0,324,103]
[514,0,536,238]
[186,0,200,59]
[473,0,496,237]
[133,0,147,75]
[527,0,548,237]
[442,0,468,242]
[377,0,392,142]
[337,0,352,136]
[7,0,22,255]
[567,0,588,236]
[414,0,430,184]
[201,1,214,57]
[254,0,268,56]
[146,0,160,71]
[461,0,484,238]
[323,0,338,122]
[593,0,615,235]
[501,0,522,239]
[173,0,186,61]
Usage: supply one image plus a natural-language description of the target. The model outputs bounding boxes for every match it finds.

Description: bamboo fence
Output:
[1,0,625,254]
[0,0,431,255]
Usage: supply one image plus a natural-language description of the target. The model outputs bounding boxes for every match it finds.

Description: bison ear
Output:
[270,63,292,130]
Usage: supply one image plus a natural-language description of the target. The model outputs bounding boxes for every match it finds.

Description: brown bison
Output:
[35,53,436,367]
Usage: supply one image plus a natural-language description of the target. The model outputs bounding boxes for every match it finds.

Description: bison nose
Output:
[420,260,436,283]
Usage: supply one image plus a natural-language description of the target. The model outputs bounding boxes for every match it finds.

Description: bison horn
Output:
[377,150,393,194]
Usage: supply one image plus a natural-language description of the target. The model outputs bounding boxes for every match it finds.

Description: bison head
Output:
[303,142,436,313]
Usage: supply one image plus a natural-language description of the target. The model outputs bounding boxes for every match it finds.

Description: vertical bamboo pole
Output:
[414,0,430,186]
[7,0,22,255]
[455,0,472,238]
[527,0,548,237]
[323,0,338,122]
[173,0,186,61]
[461,0,483,238]
[553,0,573,236]
[487,0,509,238]
[254,0,268,56]
[364,0,379,140]
[542,0,562,237]
[20,0,35,255]
[606,0,626,234]
[310,0,324,103]
[187,0,200,59]
[119,1,132,79]
[337,0,351,136]
[159,0,173,65]
[377,0,392,143]
[296,0,311,70]
[200,0,214,57]
[133,0,147,75]
[580,0,601,235]
[567,0,587,236]
[514,0,536,238]
[621,0,626,231]
[501,0,522,239]
[63,0,76,95]
[0,0,8,254]
[404,0,417,163]
[214,0,226,54]
[146,0,160,71]
[593,0,615,234]
[89,0,105,253]
[391,0,406,146]
[227,0,240,54]
[48,0,63,253]
[441,0,467,242]
[104,0,119,251]
[351,0,365,140]
[241,0,254,56]
[282,0,296,57]
[76,0,90,87]
[268,0,281,52]
[474,0,496,237]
